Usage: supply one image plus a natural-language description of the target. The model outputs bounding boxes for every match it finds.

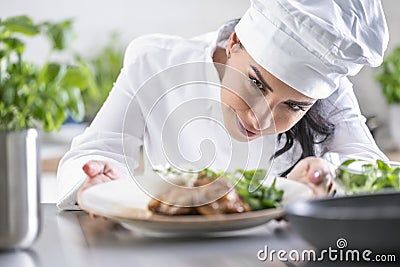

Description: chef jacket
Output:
[57,21,387,210]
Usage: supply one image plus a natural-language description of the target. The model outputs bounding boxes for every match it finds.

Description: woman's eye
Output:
[287,102,306,112]
[249,77,264,91]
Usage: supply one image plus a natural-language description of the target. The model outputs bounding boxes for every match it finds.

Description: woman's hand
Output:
[78,160,124,193]
[78,160,125,218]
[287,156,335,198]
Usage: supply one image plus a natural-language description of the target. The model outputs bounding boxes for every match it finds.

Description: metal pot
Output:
[0,129,40,249]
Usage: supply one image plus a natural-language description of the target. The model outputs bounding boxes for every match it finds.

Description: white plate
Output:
[78,177,312,236]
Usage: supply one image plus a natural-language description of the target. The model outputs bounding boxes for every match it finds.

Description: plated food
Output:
[77,174,312,235]
[148,168,284,216]
[335,158,400,194]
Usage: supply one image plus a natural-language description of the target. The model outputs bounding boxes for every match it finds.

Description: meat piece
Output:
[194,178,251,215]
[148,187,199,215]
[148,176,250,215]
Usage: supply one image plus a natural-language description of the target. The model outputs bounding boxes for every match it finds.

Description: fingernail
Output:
[312,171,320,182]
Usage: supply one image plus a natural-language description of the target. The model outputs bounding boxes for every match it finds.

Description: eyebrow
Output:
[250,65,314,107]
[250,65,274,92]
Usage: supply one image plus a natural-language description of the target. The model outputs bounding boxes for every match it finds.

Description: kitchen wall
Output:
[1,0,399,150]
[0,0,249,61]
[350,0,400,150]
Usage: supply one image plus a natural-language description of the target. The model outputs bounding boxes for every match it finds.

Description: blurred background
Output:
[1,0,400,201]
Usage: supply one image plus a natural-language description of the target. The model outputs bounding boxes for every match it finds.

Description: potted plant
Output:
[375,46,400,150]
[0,15,95,249]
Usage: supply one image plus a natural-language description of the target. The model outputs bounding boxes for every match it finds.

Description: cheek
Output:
[221,87,250,111]
[220,60,257,111]
[220,98,249,142]
[272,110,304,133]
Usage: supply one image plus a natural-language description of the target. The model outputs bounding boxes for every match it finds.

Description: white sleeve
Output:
[322,78,388,161]
[57,58,145,210]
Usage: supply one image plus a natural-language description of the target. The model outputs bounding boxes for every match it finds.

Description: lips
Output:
[235,115,258,138]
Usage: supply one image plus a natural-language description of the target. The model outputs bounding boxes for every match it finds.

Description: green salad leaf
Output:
[336,159,400,194]
[160,167,284,211]
[225,169,284,210]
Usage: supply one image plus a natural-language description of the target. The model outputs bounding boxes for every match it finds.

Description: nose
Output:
[248,98,273,131]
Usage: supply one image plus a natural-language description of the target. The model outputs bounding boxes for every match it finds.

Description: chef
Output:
[57,0,389,210]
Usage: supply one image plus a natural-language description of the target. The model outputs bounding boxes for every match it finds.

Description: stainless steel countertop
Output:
[2,204,391,267]
[0,204,317,267]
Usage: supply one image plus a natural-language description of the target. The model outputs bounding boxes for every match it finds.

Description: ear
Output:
[226,32,241,57]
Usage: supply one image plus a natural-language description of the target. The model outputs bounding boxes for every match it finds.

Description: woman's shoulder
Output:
[323,77,354,104]
[320,77,363,119]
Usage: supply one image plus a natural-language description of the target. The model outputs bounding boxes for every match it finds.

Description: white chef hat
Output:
[235,0,389,99]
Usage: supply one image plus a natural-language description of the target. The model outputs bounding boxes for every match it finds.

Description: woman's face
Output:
[220,32,316,142]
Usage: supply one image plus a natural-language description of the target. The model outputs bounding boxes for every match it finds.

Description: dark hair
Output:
[272,100,335,177]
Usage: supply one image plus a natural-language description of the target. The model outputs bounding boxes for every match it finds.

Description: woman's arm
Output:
[57,62,145,210]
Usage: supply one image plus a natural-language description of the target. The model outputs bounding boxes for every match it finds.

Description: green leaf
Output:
[236,169,267,181]
[53,105,67,131]
[376,46,400,104]
[60,66,89,89]
[2,37,25,54]
[242,197,263,210]
[67,88,85,122]
[2,86,16,104]
[2,15,40,36]
[231,171,284,211]
[39,63,61,84]
[377,159,393,171]
[336,159,400,194]
[43,19,73,50]
[260,199,277,208]
[43,111,55,132]
[341,159,357,167]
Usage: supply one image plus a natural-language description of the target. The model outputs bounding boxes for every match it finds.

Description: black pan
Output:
[286,192,400,253]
